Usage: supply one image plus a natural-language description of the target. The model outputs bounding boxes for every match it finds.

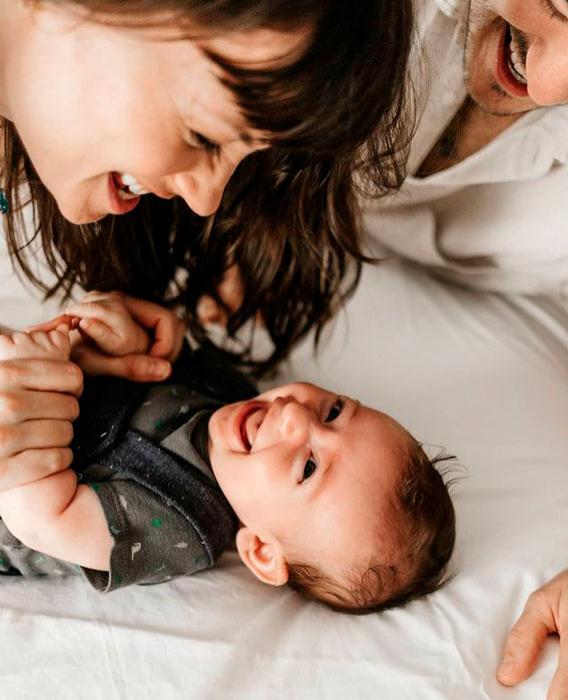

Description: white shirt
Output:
[362,0,568,296]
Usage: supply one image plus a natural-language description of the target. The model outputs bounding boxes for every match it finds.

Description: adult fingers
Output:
[73,347,171,383]
[0,359,83,396]
[122,296,185,361]
[548,637,568,700]
[498,590,557,686]
[0,448,73,491]
[0,419,74,458]
[0,390,79,425]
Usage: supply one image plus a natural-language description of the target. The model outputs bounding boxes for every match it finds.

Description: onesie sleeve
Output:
[82,478,211,592]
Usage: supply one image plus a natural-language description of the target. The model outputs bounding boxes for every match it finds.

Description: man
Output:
[364,0,568,297]
[362,1,568,697]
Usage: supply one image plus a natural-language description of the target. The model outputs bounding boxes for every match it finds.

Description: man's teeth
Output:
[117,173,150,199]
[508,34,527,85]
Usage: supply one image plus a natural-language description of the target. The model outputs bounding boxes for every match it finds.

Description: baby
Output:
[0,296,456,613]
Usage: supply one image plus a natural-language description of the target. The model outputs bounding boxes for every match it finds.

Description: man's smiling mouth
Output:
[506,25,527,85]
[495,22,529,98]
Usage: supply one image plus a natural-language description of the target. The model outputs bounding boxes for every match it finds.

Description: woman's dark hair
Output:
[4,0,414,374]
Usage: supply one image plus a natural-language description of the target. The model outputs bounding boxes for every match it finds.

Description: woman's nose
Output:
[170,162,234,217]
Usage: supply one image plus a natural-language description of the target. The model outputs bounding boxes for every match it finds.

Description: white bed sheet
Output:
[0,237,567,700]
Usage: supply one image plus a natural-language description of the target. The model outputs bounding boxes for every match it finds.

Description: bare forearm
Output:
[0,469,112,570]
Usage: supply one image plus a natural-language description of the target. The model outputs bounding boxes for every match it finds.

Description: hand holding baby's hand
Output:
[29,292,186,383]
[0,325,81,491]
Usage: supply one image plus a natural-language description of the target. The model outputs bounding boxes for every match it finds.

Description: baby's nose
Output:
[279,398,311,438]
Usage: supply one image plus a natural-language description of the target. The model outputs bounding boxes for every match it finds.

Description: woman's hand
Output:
[30,292,186,383]
[0,327,82,491]
[498,568,568,699]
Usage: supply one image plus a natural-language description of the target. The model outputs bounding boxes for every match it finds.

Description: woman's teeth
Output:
[508,32,527,85]
[116,173,150,200]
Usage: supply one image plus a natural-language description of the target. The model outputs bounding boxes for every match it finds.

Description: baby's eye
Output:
[301,457,317,482]
[325,398,344,423]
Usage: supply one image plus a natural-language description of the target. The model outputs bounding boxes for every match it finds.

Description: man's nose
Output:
[170,162,235,217]
[527,38,568,105]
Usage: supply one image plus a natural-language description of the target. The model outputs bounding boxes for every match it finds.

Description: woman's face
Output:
[4,4,307,223]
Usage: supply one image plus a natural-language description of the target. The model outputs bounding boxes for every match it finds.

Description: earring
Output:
[0,190,8,214]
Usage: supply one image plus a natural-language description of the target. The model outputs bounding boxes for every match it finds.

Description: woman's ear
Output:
[236,527,289,587]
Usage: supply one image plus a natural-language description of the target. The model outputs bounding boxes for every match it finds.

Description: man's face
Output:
[464,0,568,114]
[208,383,411,578]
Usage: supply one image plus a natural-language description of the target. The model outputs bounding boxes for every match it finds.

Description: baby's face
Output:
[208,383,411,577]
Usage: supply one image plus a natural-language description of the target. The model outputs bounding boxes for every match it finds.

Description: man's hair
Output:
[287,443,457,614]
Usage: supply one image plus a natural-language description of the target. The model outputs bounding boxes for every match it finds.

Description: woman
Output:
[0,0,413,486]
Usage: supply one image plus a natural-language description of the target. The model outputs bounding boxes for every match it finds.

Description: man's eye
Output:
[325,399,344,422]
[302,458,317,482]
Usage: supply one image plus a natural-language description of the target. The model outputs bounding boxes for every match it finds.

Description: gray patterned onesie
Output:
[0,381,234,592]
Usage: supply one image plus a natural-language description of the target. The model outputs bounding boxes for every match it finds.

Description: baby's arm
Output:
[0,471,112,571]
[0,329,112,570]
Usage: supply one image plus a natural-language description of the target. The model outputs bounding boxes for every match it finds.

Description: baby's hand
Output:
[29,292,186,383]
[65,291,152,359]
[0,326,71,363]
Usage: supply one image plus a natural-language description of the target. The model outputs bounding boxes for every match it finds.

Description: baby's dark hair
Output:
[287,442,457,614]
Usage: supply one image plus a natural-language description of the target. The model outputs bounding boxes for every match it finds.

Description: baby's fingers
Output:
[75,318,121,354]
[26,315,78,333]
[64,301,121,331]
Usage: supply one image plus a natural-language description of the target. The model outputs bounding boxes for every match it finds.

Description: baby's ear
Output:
[235,527,289,587]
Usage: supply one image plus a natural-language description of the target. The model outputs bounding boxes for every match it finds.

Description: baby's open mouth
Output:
[240,406,267,451]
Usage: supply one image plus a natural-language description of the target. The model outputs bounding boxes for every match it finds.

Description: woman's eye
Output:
[188,130,221,157]
[302,458,317,482]
[325,399,344,423]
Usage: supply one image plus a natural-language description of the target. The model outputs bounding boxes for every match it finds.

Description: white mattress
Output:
[1,237,567,699]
